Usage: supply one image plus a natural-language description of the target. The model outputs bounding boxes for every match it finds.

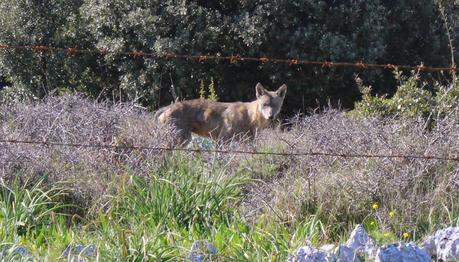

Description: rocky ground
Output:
[287,225,459,262]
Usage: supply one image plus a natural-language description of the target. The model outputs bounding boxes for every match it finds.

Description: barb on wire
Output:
[198,55,208,62]
[288,59,299,66]
[1,43,457,73]
[384,64,397,70]
[322,61,334,68]
[162,51,177,58]
[67,48,78,57]
[230,55,241,64]
[259,57,269,64]
[0,139,458,162]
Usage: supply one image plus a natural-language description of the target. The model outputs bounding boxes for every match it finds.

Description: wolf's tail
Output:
[153,107,166,123]
[153,106,170,124]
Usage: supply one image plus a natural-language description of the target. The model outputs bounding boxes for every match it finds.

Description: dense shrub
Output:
[0,0,456,114]
[353,70,459,118]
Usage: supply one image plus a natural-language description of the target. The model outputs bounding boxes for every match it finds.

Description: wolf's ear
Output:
[276,84,287,98]
[255,83,266,98]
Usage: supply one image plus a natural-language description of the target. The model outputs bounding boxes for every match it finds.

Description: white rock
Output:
[287,246,335,262]
[189,240,217,262]
[421,226,459,261]
[319,244,336,253]
[346,224,379,258]
[422,235,436,258]
[336,245,361,262]
[376,242,431,262]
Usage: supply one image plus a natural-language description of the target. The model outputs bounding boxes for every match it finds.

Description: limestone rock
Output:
[336,245,361,262]
[422,227,459,261]
[319,244,336,253]
[62,244,97,262]
[0,245,32,260]
[346,224,379,258]
[287,246,335,262]
[375,242,431,262]
[189,240,218,262]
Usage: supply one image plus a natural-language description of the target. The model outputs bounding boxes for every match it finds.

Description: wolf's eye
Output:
[263,103,269,107]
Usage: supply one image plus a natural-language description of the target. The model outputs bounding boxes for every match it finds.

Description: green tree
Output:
[0,0,454,115]
[0,1,81,97]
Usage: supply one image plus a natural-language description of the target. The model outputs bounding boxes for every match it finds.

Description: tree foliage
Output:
[353,70,459,118]
[0,0,456,114]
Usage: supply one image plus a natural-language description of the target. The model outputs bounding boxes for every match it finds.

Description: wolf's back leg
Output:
[167,120,192,147]
[175,129,191,146]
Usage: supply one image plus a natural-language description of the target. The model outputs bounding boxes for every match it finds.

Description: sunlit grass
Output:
[1,96,458,260]
[0,156,331,261]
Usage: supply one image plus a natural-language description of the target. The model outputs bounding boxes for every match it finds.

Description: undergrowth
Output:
[0,95,458,260]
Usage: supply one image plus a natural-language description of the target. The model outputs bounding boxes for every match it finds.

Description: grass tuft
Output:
[0,96,458,260]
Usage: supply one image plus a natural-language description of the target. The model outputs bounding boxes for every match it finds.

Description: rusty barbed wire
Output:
[0,139,458,162]
[0,43,458,73]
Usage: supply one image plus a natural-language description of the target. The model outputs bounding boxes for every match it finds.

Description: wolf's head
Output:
[255,83,287,120]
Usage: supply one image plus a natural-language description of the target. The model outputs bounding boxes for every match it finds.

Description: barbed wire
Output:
[0,139,458,162]
[1,44,458,162]
[0,43,457,73]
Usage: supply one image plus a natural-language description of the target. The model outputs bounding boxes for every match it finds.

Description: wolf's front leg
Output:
[167,126,191,147]
[177,130,192,147]
[216,127,234,144]
[245,129,257,142]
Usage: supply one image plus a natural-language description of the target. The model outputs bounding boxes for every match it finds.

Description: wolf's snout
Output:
[268,115,274,120]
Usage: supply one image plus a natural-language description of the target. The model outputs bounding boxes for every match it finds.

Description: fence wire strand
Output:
[1,43,458,162]
[0,43,457,73]
[0,139,458,162]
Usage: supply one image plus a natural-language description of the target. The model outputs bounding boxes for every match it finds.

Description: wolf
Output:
[154,83,287,145]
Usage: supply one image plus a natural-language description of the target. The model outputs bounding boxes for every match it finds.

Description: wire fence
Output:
[0,43,457,73]
[1,139,458,162]
[1,43,459,163]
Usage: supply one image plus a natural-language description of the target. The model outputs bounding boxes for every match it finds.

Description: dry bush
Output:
[1,96,458,236]
[0,95,175,210]
[243,109,459,236]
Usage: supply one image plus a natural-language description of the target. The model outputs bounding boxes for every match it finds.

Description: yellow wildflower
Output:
[371,202,379,210]
[389,210,395,218]
[402,232,410,238]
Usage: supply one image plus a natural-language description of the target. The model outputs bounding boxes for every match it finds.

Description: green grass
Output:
[2,95,459,260]
[1,153,457,261]
[0,155,327,261]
